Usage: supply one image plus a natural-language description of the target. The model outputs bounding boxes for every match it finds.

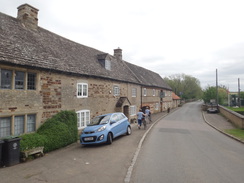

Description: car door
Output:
[117,113,127,134]
[110,114,123,137]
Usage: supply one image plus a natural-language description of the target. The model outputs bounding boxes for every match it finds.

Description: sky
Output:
[0,0,244,92]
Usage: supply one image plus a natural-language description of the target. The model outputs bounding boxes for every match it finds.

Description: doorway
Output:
[123,105,129,118]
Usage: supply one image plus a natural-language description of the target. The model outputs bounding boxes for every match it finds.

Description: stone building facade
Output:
[0,4,172,138]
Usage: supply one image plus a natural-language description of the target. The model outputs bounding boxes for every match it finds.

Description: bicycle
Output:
[142,118,147,130]
[146,115,152,124]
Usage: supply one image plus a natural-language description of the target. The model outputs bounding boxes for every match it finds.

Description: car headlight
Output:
[97,125,106,132]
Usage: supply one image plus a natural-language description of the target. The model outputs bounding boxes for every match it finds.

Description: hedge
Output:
[20,110,78,153]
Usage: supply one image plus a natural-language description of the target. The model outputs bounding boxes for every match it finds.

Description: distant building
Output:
[228,92,243,107]
[172,92,181,108]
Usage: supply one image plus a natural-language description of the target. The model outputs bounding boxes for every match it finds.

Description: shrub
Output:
[20,133,47,152]
[19,110,78,153]
[49,110,78,142]
[37,110,78,153]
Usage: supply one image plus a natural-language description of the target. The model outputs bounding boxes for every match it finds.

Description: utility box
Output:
[2,137,21,167]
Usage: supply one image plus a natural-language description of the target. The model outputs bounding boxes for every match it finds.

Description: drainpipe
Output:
[141,86,143,109]
[216,69,219,108]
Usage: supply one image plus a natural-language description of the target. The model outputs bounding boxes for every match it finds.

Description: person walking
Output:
[167,107,170,113]
[137,109,145,129]
[145,107,152,124]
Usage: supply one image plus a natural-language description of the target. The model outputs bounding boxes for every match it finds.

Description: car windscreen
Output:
[88,114,111,126]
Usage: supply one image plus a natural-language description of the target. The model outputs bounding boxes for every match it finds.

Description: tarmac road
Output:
[130,102,244,183]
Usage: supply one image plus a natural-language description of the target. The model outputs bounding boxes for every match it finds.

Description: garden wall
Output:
[218,105,244,129]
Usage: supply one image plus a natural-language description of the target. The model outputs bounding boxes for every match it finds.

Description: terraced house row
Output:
[0,4,173,138]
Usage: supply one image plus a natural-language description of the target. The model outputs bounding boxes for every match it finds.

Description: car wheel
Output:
[107,133,113,144]
[126,126,132,135]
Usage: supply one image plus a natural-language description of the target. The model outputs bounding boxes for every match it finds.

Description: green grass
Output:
[226,107,244,112]
[224,129,244,141]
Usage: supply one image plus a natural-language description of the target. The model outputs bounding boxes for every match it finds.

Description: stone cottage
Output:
[0,4,172,138]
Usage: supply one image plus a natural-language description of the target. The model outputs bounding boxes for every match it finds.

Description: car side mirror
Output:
[110,120,116,124]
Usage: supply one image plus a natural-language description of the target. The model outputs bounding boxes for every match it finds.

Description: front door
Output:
[123,105,129,118]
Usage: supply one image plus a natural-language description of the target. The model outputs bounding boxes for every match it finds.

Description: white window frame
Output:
[130,105,136,116]
[132,88,137,97]
[153,89,156,96]
[113,85,120,96]
[77,110,90,129]
[77,83,88,98]
[143,88,147,96]
[155,103,159,110]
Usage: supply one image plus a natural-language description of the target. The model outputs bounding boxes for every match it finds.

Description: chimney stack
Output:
[114,47,122,60]
[17,4,39,29]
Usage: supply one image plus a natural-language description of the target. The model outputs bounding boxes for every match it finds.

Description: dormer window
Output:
[105,60,111,70]
[97,54,111,71]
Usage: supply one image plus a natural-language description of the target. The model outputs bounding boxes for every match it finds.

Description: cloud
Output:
[1,0,244,91]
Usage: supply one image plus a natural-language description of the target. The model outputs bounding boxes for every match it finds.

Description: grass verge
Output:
[224,129,244,141]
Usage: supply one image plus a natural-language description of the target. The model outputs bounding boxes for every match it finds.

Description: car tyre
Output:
[107,133,113,144]
[126,126,132,135]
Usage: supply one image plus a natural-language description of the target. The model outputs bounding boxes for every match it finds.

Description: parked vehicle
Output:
[80,112,131,145]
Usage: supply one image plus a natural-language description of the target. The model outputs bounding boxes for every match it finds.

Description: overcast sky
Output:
[1,0,244,92]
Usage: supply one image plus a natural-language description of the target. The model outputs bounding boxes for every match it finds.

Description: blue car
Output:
[80,112,132,145]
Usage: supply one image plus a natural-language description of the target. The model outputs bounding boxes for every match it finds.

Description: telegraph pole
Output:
[216,69,218,106]
[238,78,241,107]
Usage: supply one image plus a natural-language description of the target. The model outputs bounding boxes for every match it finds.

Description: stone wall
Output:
[219,105,244,129]
[0,64,171,136]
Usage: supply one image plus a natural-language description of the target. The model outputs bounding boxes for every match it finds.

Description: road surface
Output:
[131,101,244,183]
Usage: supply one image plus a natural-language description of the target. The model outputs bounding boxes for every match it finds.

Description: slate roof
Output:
[0,11,171,90]
[125,62,171,90]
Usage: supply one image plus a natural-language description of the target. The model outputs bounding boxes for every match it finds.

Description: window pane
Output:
[14,116,24,135]
[113,86,119,96]
[78,84,82,96]
[15,71,25,90]
[77,110,90,128]
[85,111,90,125]
[80,112,85,127]
[1,69,12,89]
[27,73,36,90]
[156,103,159,110]
[0,117,11,138]
[143,88,147,96]
[130,106,136,116]
[27,114,36,132]
[105,60,111,70]
[77,83,88,97]
[132,88,136,97]
[83,84,87,96]
[77,113,80,127]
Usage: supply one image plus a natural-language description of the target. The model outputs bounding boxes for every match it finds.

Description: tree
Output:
[202,85,228,105]
[240,92,244,100]
[164,73,202,100]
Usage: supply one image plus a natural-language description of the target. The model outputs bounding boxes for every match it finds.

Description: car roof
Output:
[97,112,123,117]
